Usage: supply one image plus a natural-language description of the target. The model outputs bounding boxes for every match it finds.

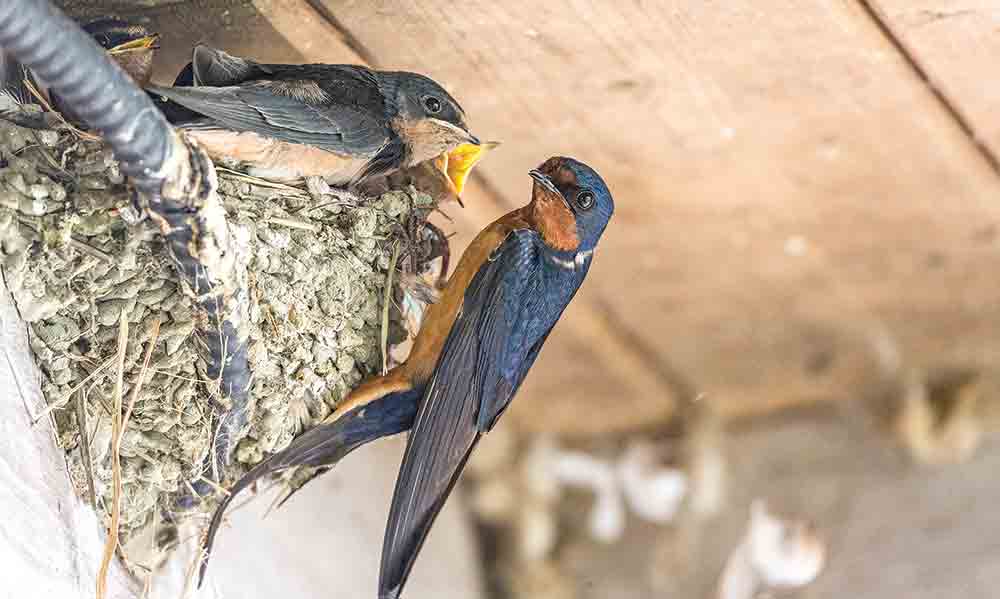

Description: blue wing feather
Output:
[380,228,587,598]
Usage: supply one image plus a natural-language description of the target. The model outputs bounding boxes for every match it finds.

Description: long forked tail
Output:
[197,387,422,586]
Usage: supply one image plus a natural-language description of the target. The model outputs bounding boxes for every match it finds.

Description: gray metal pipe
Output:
[0,0,172,191]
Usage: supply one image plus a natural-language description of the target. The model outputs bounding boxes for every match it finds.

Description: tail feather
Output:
[197,386,422,586]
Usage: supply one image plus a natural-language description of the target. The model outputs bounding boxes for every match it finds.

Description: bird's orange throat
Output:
[530,188,579,252]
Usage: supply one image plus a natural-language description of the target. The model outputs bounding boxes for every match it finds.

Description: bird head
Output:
[44,18,158,123]
[529,157,614,252]
[382,72,482,172]
[83,18,159,87]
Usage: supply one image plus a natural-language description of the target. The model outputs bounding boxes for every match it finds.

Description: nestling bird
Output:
[196,157,614,597]
[147,45,482,188]
[1,17,157,123]
[79,17,158,86]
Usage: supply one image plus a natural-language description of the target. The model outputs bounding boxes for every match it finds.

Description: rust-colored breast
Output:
[531,192,578,252]
[529,156,581,251]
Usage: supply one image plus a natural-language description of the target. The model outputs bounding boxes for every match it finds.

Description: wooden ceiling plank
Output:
[865,0,1000,171]
[312,0,1000,432]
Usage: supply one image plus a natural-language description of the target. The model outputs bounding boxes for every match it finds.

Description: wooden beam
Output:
[865,0,1000,172]
[313,0,1000,435]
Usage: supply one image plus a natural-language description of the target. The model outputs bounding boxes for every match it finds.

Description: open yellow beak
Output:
[107,34,160,55]
[439,141,500,198]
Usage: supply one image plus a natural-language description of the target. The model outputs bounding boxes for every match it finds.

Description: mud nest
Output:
[0,105,431,541]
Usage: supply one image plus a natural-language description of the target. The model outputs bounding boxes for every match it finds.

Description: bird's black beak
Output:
[529,169,571,211]
[529,169,559,194]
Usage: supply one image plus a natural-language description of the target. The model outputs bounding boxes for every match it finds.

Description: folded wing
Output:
[148,81,392,157]
[379,229,564,598]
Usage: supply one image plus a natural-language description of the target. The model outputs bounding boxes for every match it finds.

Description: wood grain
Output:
[868,0,1000,167]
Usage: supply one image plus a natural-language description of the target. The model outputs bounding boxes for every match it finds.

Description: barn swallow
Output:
[196,157,614,595]
[146,45,481,188]
[379,156,613,598]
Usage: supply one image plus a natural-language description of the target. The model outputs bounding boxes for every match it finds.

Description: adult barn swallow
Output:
[195,157,614,595]
[379,156,613,598]
[147,45,480,187]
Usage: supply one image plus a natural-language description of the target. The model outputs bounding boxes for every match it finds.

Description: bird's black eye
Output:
[423,96,442,114]
[576,190,595,210]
